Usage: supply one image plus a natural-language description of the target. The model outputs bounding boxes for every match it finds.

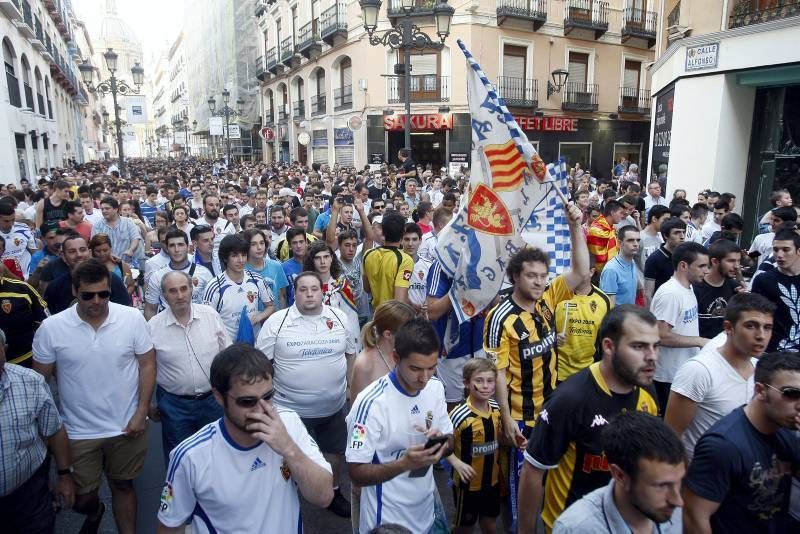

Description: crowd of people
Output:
[1,154,799,534]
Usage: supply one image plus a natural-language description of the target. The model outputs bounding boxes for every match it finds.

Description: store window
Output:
[559,142,592,170]
[613,142,642,170]
[312,129,328,164]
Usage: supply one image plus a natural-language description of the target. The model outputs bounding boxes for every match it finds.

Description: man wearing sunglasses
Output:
[683,352,800,533]
[33,259,155,534]
[157,344,333,533]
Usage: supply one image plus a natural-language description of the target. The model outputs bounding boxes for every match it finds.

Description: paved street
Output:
[54,420,457,534]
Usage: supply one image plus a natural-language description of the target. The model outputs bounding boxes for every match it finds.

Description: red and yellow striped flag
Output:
[485,140,527,192]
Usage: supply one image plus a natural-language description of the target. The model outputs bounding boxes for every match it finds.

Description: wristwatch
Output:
[57,466,74,476]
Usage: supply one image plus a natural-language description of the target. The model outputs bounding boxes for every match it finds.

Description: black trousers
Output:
[0,458,55,534]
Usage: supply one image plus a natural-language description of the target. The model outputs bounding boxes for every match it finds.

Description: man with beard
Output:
[517,305,660,534]
[553,411,685,533]
[193,194,235,273]
[692,239,744,339]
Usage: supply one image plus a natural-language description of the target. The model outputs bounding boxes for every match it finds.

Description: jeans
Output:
[156,385,223,462]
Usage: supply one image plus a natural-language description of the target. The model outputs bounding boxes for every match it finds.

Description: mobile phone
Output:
[424,435,448,450]
[342,194,354,204]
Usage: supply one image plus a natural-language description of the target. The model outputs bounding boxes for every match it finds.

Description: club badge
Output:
[1,299,11,314]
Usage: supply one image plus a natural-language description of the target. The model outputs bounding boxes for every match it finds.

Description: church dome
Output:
[99,0,139,46]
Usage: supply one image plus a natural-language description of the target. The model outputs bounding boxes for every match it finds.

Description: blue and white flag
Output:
[435,40,554,323]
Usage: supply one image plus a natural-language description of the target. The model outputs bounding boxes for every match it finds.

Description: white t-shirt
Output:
[32,303,154,439]
[346,372,453,534]
[0,222,37,276]
[408,256,433,308]
[158,413,331,534]
[256,305,356,418]
[670,348,755,458]
[749,232,774,269]
[203,270,274,340]
[418,231,438,263]
[145,261,214,310]
[83,209,103,226]
[651,278,700,383]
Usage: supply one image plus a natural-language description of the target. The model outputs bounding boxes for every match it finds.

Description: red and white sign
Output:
[514,116,579,132]
[384,113,453,131]
[259,127,275,141]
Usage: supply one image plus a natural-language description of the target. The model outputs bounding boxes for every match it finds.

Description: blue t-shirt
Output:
[599,255,638,305]
[28,249,58,274]
[685,407,800,533]
[247,259,289,309]
[426,261,484,359]
[312,208,332,233]
[281,258,304,306]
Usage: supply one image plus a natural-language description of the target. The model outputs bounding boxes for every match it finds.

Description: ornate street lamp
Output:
[359,0,454,152]
[208,90,245,165]
[79,49,144,177]
[547,68,570,98]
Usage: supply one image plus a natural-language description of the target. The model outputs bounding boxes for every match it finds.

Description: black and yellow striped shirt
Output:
[0,276,48,366]
[483,275,573,427]
[449,398,502,491]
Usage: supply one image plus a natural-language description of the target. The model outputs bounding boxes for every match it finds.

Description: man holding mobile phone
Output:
[346,318,453,533]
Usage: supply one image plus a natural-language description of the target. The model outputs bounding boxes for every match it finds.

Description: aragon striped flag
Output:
[485,139,527,192]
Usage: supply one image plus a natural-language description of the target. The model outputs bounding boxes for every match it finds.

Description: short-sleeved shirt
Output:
[202,270,274,340]
[32,303,153,439]
[0,222,37,276]
[684,407,800,533]
[281,258,303,306]
[670,349,754,459]
[637,228,664,272]
[246,259,289,308]
[0,276,48,365]
[407,256,433,308]
[91,216,140,257]
[751,268,800,352]
[483,275,573,427]
[651,277,700,383]
[450,399,502,491]
[598,254,638,305]
[158,414,331,534]
[693,278,741,339]
[145,261,214,311]
[346,371,452,534]
[363,245,414,309]
[524,362,659,530]
[644,245,674,294]
[554,287,611,380]
[427,261,485,359]
[39,256,70,284]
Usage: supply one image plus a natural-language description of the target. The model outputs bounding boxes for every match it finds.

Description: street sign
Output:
[348,115,363,131]
[209,117,223,136]
[685,43,719,72]
[260,127,275,141]
[222,124,241,139]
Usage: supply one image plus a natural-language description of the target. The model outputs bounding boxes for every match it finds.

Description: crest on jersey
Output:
[1,299,11,314]
[590,301,597,313]
[425,410,434,430]
[403,269,412,281]
[192,277,199,287]
[280,459,291,480]
[247,291,256,303]
[13,238,21,247]
[326,319,333,330]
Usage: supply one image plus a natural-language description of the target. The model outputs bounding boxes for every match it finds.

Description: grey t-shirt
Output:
[637,228,663,272]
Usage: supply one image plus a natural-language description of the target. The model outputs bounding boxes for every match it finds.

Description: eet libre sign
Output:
[685,43,719,72]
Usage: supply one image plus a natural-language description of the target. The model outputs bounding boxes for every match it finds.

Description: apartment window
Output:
[503,44,527,79]
[292,7,298,44]
[624,60,641,91]
[276,19,282,50]
[312,0,321,35]
[340,57,352,90]
[568,52,589,86]
[263,30,268,54]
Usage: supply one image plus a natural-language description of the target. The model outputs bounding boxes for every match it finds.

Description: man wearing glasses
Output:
[683,351,800,533]
[33,259,155,534]
[157,344,333,533]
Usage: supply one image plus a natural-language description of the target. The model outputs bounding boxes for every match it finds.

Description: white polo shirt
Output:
[346,371,452,534]
[32,303,153,439]
[256,304,356,418]
[158,412,331,534]
[145,261,214,311]
[148,304,232,396]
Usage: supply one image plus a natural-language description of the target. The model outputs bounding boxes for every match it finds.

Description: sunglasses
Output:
[764,383,800,401]
[80,290,111,301]
[230,388,275,408]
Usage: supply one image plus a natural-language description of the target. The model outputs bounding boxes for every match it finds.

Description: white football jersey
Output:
[0,222,37,276]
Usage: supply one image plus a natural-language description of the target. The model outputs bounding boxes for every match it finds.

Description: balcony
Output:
[297,21,322,59]
[280,36,294,65]
[311,93,327,116]
[255,0,265,17]
[278,108,289,122]
[264,110,275,126]
[266,47,279,73]
[622,8,657,47]
[255,56,267,81]
[320,3,348,45]
[561,82,598,111]
[388,0,436,18]
[563,0,608,39]
[42,34,53,61]
[0,0,23,22]
[730,1,800,29]
[388,75,449,103]
[498,77,538,108]
[496,0,547,31]
[293,100,305,118]
[334,85,353,111]
[618,87,650,115]
[16,0,35,39]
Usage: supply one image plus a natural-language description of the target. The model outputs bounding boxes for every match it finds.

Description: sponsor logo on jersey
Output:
[410,404,420,415]
[590,414,609,428]
[159,482,173,512]
[249,457,266,472]
[351,423,367,450]
[472,441,499,456]
[582,453,610,474]
[539,409,549,424]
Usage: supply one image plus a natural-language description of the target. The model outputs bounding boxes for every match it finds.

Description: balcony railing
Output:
[334,85,353,111]
[622,8,657,46]
[311,93,327,115]
[561,82,598,111]
[729,0,800,29]
[264,110,274,125]
[6,72,21,107]
[34,15,43,41]
[496,0,547,30]
[564,0,609,39]
[297,20,322,58]
[278,108,289,122]
[293,100,306,118]
[320,3,348,44]
[0,0,23,22]
[388,0,436,17]
[266,47,278,72]
[388,75,449,103]
[280,36,294,64]
[255,56,267,81]
[618,86,650,114]
[667,2,680,27]
[498,77,538,108]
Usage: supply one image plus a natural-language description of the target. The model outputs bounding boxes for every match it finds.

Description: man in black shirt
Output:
[683,352,800,533]
[644,217,687,307]
[396,148,416,192]
[693,239,743,339]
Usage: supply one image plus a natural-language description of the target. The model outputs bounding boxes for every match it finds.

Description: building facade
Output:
[1,0,90,184]
[255,0,657,179]
[648,0,800,239]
